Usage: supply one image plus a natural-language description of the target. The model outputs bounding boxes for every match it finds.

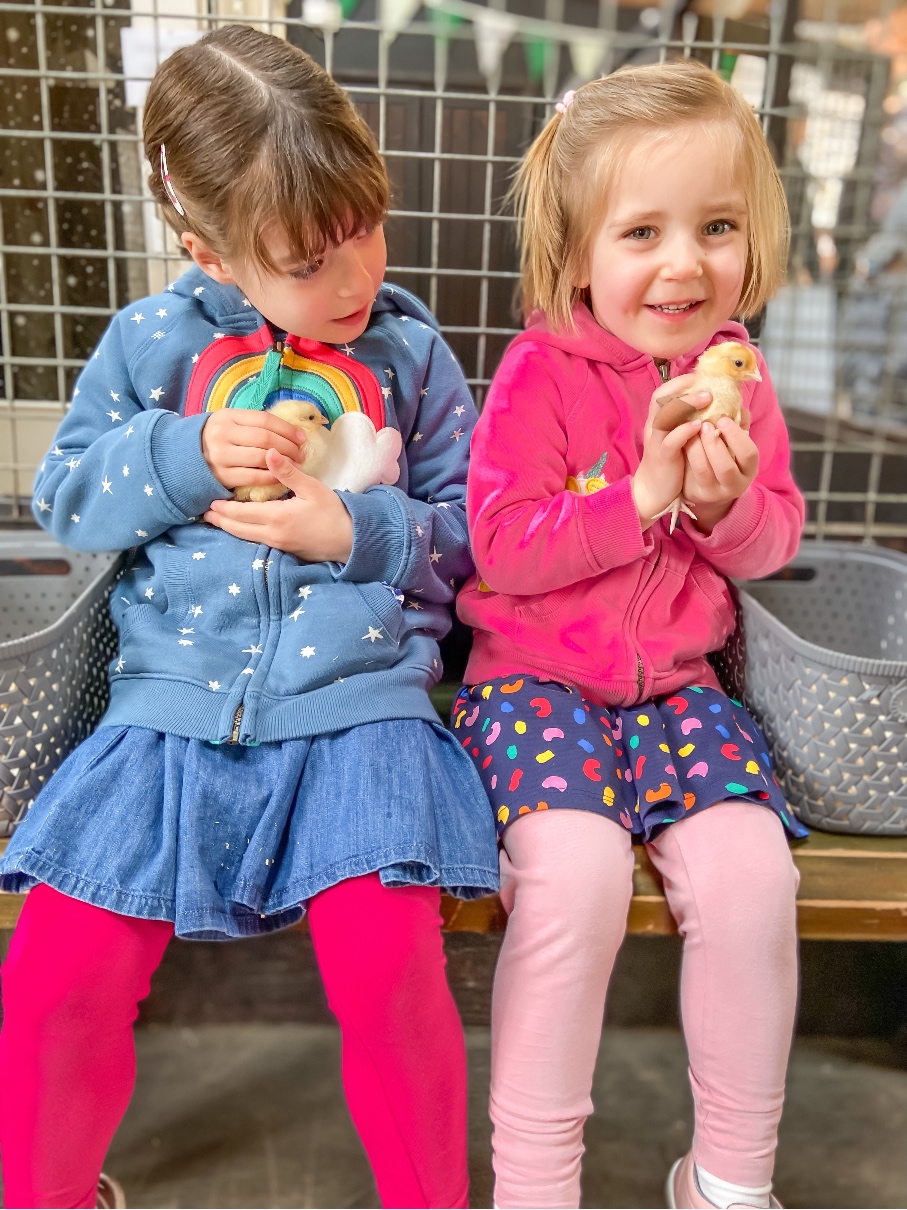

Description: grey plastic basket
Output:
[734,540,907,835]
[0,533,121,837]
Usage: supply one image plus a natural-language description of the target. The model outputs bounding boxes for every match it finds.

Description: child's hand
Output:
[631,375,707,529]
[204,449,354,562]
[201,409,307,492]
[681,412,758,533]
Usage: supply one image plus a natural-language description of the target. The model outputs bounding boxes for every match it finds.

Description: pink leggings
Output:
[0,876,468,1210]
[492,804,800,1208]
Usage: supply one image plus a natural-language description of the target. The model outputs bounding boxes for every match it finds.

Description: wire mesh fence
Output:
[2,0,907,543]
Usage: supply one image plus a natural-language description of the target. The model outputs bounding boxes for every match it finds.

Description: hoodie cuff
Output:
[581,475,652,570]
[149,412,232,519]
[334,487,407,583]
[680,486,765,556]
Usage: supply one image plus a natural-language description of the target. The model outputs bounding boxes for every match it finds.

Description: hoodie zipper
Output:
[227,336,282,745]
[633,358,672,701]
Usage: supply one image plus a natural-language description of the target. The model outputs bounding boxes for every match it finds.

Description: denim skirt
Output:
[0,720,500,940]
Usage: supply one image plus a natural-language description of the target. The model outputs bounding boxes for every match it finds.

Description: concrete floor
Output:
[101,1024,907,1209]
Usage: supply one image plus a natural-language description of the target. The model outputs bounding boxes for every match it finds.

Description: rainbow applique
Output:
[183,325,386,431]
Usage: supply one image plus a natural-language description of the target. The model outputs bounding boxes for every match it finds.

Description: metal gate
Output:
[2,0,906,543]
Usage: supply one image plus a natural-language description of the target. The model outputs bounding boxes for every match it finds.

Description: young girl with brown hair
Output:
[456,60,805,1209]
[0,25,497,1209]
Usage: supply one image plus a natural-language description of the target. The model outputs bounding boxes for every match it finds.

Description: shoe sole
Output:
[666,1157,683,1209]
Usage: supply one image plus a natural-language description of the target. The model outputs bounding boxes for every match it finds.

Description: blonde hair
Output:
[143,25,389,271]
[510,59,789,331]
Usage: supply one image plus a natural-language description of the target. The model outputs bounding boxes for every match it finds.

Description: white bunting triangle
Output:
[379,0,421,41]
[473,8,518,83]
[302,0,342,32]
[569,35,604,81]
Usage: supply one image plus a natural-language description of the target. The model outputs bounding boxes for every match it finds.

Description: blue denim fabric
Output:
[0,721,500,940]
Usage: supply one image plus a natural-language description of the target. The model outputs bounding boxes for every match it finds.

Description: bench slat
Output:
[2,830,906,939]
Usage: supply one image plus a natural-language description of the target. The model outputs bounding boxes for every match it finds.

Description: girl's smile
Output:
[578,124,748,360]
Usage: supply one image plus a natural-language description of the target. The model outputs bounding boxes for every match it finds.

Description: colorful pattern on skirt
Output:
[453,678,807,842]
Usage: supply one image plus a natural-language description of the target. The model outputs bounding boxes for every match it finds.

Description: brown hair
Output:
[510,59,789,331]
[143,25,389,271]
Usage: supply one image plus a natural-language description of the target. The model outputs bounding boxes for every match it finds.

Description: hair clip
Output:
[159,144,185,217]
[555,89,576,115]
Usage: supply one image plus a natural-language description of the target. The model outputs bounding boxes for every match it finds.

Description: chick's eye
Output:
[734,358,744,368]
[704,220,734,237]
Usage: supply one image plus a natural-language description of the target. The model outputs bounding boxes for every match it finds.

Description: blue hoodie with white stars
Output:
[32,266,477,745]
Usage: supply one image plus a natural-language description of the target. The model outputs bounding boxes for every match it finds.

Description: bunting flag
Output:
[378,0,421,41]
[681,10,698,50]
[473,7,518,83]
[569,35,604,81]
[302,0,343,32]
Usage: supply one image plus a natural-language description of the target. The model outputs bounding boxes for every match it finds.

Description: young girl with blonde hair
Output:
[456,59,806,1209]
[0,25,498,1209]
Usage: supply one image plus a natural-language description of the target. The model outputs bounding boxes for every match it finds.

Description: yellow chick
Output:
[651,341,761,532]
[234,400,331,502]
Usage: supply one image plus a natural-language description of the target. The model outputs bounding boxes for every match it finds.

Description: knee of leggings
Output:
[2,932,152,1036]
[675,848,799,947]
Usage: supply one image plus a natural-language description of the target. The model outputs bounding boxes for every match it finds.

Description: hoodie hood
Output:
[515,301,751,375]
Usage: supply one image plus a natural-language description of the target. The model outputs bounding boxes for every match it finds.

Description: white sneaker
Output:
[96,1172,126,1209]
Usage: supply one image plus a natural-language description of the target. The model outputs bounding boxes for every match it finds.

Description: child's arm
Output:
[679,356,805,579]
[332,336,474,603]
[32,313,231,550]
[469,344,698,595]
[204,330,475,604]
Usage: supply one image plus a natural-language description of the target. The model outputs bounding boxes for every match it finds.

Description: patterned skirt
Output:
[454,677,807,841]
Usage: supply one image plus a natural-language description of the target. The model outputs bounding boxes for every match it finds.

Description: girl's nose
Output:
[659,234,703,281]
[335,242,375,298]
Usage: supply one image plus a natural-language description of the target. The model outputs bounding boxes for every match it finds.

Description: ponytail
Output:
[507,116,569,327]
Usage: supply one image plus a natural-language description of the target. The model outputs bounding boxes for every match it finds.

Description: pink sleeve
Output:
[680,353,805,579]
[467,343,653,596]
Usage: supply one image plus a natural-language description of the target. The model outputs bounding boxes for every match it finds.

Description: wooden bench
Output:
[3,831,907,941]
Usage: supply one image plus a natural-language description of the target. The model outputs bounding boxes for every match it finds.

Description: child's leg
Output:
[646,804,799,1190]
[0,883,173,1209]
[306,873,468,1210]
[490,809,635,1209]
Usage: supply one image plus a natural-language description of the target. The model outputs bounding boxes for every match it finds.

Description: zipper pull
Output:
[656,359,671,383]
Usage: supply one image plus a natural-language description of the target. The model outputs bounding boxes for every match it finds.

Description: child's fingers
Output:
[222,442,304,470]
[651,373,699,405]
[683,436,715,484]
[221,409,305,443]
[230,430,303,460]
[716,418,759,475]
[658,416,703,453]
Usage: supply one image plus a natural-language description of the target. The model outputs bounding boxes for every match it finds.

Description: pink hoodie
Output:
[457,304,805,707]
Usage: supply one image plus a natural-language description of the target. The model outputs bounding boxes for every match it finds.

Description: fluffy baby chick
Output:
[234,400,331,502]
[651,341,761,532]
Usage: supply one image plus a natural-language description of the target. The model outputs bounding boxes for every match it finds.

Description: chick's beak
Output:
[743,367,762,382]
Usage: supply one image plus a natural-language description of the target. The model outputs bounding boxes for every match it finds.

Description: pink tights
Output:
[492,804,800,1208]
[0,876,468,1210]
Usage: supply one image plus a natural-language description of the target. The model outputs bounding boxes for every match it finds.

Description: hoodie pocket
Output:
[354,582,404,645]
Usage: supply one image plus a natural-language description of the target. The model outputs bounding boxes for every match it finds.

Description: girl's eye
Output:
[627,226,655,241]
[704,220,734,237]
[290,259,323,281]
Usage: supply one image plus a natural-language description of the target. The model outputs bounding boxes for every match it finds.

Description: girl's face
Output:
[186,225,387,342]
[578,124,748,360]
